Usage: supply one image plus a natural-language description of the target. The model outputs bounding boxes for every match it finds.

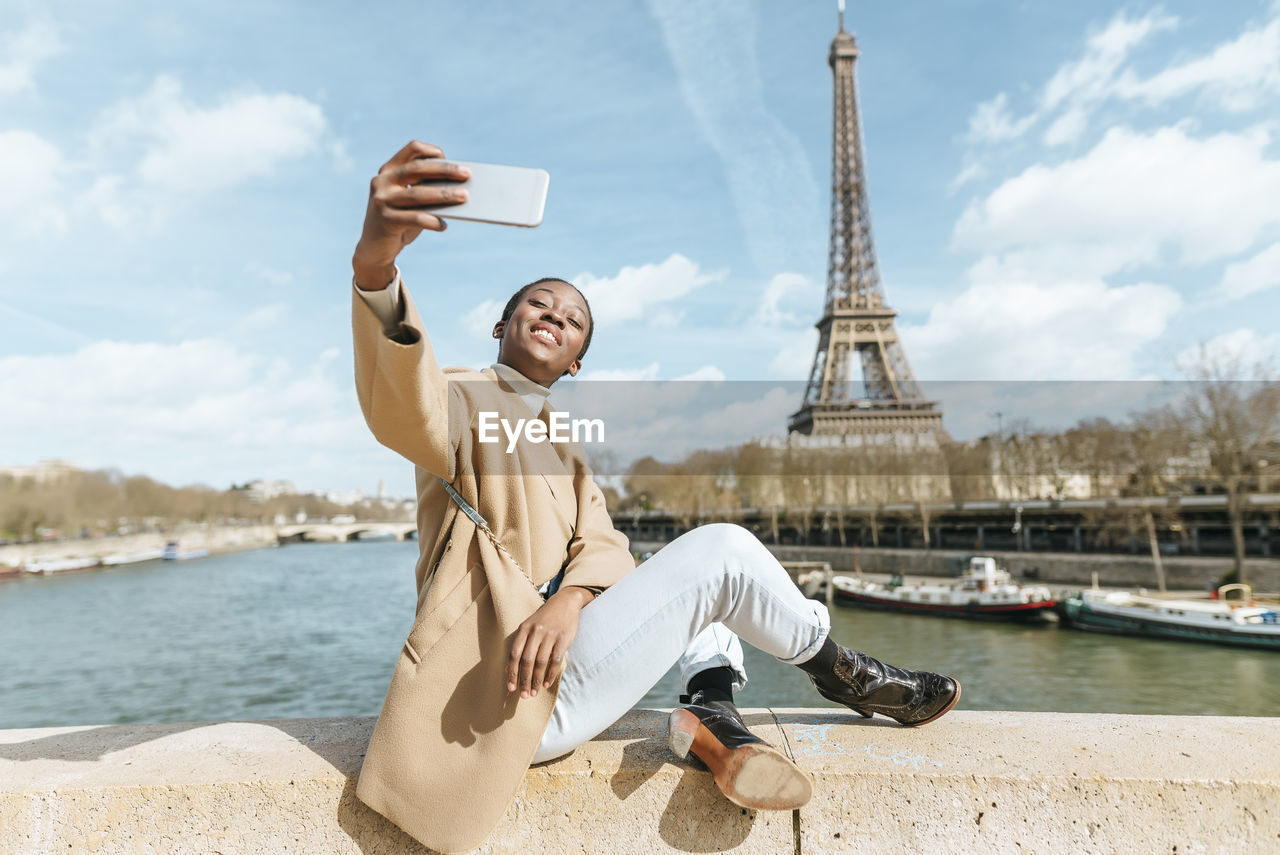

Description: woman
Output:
[350,141,960,854]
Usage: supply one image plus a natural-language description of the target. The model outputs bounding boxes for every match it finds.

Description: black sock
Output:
[684,666,736,704]
[797,638,840,680]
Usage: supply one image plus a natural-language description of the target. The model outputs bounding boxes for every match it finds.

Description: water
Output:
[1,541,1276,729]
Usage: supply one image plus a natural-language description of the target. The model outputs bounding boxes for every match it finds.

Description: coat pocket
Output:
[402,639,422,664]
[404,563,488,666]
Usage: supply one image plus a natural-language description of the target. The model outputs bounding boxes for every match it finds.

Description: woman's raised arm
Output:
[352,141,469,289]
[350,142,470,478]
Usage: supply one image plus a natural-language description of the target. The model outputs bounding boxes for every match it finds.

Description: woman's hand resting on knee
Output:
[507,586,596,699]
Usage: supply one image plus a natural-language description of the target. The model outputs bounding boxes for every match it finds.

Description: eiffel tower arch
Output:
[788,7,945,449]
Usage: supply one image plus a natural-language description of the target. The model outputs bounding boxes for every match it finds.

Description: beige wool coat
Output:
[349,282,635,854]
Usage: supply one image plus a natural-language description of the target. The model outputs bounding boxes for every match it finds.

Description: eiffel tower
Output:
[788,5,944,446]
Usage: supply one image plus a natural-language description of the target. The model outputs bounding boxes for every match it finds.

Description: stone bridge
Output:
[275,522,417,543]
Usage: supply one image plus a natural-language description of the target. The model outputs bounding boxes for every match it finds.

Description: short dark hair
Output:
[500,277,594,361]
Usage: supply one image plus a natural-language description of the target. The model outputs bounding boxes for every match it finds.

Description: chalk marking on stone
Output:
[864,741,944,771]
[792,723,835,744]
[785,726,945,769]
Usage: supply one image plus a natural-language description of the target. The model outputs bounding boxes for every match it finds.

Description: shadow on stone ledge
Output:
[609,708,759,852]
[335,775,439,855]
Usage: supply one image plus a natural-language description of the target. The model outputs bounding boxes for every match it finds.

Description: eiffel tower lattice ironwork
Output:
[788,8,944,444]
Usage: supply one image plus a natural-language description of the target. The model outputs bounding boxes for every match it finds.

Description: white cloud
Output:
[965,10,1178,147]
[751,272,817,327]
[1115,16,1280,111]
[41,76,337,233]
[648,309,684,328]
[902,277,1181,381]
[0,338,370,490]
[950,162,987,190]
[966,93,1036,144]
[575,363,662,382]
[646,384,798,449]
[572,363,719,384]
[931,379,1181,441]
[674,365,726,382]
[1215,241,1280,301]
[465,255,722,341]
[961,8,1280,157]
[615,384,799,459]
[573,253,724,328]
[2,339,301,433]
[766,327,818,379]
[646,0,823,273]
[1041,106,1088,147]
[0,19,62,97]
[0,74,333,237]
[556,378,800,463]
[955,124,1280,276]
[0,130,66,237]
[1040,10,1178,112]
[1176,329,1280,374]
[462,298,504,342]
[948,8,1280,385]
[75,174,131,230]
[92,75,328,195]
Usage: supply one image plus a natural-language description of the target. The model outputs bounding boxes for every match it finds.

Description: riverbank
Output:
[2,710,1275,854]
[0,524,278,572]
[631,540,1280,594]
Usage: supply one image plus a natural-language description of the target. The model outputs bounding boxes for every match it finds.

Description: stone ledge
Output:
[2,710,1277,854]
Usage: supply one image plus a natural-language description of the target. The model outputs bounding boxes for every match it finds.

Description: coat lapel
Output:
[534,400,577,522]
[480,367,577,531]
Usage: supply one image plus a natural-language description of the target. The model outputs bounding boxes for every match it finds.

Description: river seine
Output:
[2,540,1276,728]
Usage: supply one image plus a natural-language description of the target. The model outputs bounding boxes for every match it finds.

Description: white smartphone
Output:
[418,160,549,228]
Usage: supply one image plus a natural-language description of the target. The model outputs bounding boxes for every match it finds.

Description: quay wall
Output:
[633,540,1280,593]
[2,710,1276,854]
[11,527,1278,594]
[0,525,278,568]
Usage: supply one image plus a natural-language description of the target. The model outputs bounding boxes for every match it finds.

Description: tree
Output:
[943,438,994,504]
[1178,346,1280,584]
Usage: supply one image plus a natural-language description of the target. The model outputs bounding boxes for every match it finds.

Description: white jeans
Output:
[533,523,831,763]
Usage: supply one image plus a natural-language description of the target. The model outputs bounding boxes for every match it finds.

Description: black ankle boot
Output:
[678,689,740,723]
[809,644,960,726]
[667,694,812,811]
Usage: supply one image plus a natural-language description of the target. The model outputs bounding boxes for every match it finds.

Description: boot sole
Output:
[906,678,961,727]
[667,708,813,811]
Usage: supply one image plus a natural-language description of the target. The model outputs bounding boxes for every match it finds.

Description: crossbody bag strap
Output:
[437,476,565,599]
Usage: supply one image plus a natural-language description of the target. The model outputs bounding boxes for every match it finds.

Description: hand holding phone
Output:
[353,141,472,288]
[416,161,549,228]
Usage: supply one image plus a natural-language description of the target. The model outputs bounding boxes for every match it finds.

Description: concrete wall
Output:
[2,710,1276,854]
[631,540,1280,593]
[0,525,278,567]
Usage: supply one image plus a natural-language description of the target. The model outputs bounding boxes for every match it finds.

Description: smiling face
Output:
[492,279,592,387]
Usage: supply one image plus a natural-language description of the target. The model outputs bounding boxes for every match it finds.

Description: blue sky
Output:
[2,0,1278,497]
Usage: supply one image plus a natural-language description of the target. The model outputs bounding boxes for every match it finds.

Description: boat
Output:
[101,548,167,566]
[20,556,102,575]
[163,541,210,561]
[828,556,1058,622]
[0,564,22,580]
[1060,584,1280,651]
